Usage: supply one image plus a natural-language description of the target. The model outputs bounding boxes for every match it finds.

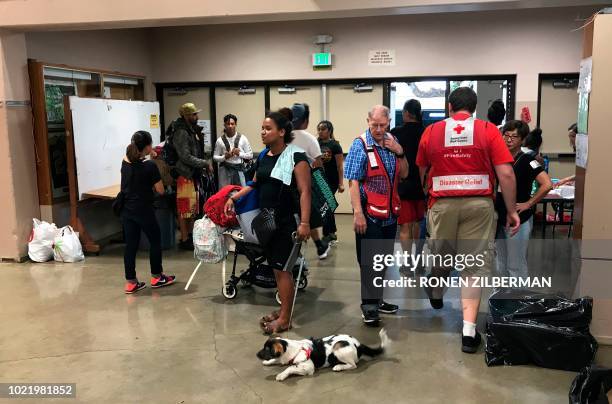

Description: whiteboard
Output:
[69,97,161,200]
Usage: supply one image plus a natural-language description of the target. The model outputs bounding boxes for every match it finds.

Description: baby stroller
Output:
[221,228,308,304]
[189,183,309,303]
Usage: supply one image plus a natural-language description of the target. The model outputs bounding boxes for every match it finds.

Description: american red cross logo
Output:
[453,124,465,135]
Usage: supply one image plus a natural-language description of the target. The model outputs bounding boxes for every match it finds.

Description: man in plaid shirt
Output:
[344,105,408,326]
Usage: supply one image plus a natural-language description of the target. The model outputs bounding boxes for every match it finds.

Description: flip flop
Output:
[262,319,291,335]
[260,311,280,325]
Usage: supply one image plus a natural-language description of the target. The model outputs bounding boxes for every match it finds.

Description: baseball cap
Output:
[291,103,307,128]
[179,102,203,116]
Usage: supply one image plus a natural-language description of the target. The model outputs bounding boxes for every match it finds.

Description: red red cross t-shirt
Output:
[416,112,513,208]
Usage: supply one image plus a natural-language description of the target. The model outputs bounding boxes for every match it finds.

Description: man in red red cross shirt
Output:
[416,87,520,354]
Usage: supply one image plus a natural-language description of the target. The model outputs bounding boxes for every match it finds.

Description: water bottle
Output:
[543,155,550,173]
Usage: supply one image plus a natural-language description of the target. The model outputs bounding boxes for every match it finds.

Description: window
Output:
[390,81,446,128]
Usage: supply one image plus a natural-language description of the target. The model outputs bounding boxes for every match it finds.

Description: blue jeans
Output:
[495,218,532,279]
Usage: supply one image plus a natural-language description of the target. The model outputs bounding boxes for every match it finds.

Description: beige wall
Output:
[0,30,40,260]
[152,7,595,112]
[25,29,156,100]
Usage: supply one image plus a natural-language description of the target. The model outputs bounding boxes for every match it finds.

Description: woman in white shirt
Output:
[213,114,253,188]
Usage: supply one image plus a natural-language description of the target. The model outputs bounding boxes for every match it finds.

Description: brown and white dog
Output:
[256,329,389,381]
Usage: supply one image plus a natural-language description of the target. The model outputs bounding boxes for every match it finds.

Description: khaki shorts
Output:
[427,197,497,276]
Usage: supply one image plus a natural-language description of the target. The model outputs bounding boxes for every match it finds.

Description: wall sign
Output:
[368,50,396,66]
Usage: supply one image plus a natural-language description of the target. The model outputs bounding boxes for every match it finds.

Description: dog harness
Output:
[288,346,313,365]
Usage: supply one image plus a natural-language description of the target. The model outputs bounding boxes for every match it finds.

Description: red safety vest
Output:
[426,116,494,199]
[359,133,401,220]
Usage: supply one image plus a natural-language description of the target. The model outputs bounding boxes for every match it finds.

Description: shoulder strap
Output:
[221,135,231,151]
[124,161,137,193]
[359,133,373,152]
[513,152,526,168]
[165,121,176,143]
[359,133,379,169]
[234,133,241,149]
[258,149,269,162]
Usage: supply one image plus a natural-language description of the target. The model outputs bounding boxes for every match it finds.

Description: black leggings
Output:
[122,212,163,280]
[323,184,338,236]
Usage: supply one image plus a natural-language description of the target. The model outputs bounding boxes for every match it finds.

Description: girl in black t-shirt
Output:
[121,131,175,294]
[317,120,344,242]
[496,121,552,278]
[224,109,311,334]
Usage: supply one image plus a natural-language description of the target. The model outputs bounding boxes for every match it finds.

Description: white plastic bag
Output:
[28,219,58,262]
[53,226,85,263]
[193,216,226,264]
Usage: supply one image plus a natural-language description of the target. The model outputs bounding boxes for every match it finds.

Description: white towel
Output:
[270,144,305,186]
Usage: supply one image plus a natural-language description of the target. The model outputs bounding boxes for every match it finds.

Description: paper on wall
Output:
[578,57,592,94]
[576,133,588,169]
[150,114,159,129]
[577,92,589,134]
[198,119,212,152]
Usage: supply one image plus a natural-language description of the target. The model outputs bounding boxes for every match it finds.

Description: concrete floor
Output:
[1,214,610,404]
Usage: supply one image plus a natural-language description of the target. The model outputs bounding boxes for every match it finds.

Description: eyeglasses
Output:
[503,133,521,140]
[369,123,388,130]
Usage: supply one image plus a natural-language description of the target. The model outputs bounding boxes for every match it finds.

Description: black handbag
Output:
[112,192,125,216]
[251,207,278,247]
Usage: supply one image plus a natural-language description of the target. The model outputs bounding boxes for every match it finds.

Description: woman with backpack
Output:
[224,109,311,334]
[120,131,176,294]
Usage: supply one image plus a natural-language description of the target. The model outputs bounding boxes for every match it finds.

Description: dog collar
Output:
[288,346,312,365]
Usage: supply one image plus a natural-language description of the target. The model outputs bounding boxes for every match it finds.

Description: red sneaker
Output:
[151,274,176,288]
[125,281,146,294]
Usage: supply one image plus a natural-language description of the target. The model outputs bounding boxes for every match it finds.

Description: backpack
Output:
[162,121,180,167]
[203,185,241,227]
[193,216,226,263]
[221,133,241,152]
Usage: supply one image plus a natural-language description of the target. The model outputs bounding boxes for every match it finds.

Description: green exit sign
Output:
[312,53,332,67]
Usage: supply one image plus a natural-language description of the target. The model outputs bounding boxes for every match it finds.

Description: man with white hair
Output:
[344,105,409,325]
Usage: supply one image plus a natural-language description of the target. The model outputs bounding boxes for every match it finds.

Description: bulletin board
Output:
[68,97,161,200]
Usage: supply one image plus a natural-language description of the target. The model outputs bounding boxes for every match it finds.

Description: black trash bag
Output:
[489,289,594,331]
[569,366,612,404]
[485,289,598,372]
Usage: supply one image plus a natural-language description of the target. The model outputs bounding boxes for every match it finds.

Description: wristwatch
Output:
[395,152,405,158]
